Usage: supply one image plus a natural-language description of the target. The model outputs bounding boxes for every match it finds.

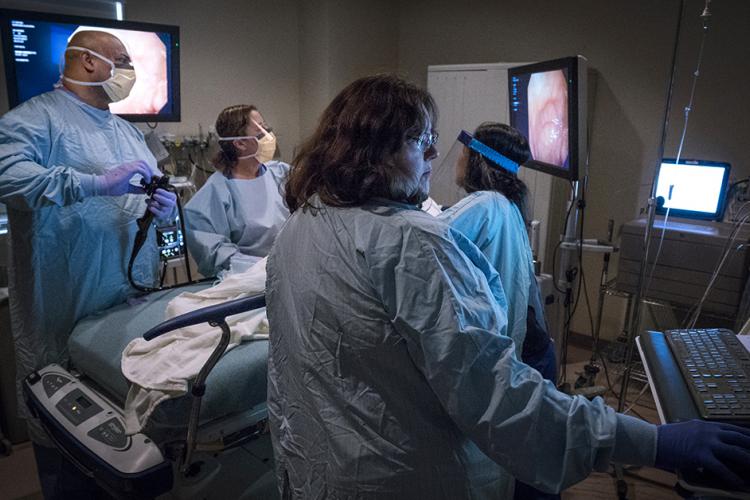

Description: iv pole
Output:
[616,0,688,414]
[618,0,714,414]
[613,2,708,498]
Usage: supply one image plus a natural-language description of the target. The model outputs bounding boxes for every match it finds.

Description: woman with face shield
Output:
[184,104,290,277]
[435,123,556,380]
[435,122,559,499]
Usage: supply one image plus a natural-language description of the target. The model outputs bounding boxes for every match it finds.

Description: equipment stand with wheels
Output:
[556,180,582,391]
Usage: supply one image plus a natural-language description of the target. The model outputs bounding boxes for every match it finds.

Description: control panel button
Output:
[42,373,71,398]
[87,418,130,450]
[55,388,102,426]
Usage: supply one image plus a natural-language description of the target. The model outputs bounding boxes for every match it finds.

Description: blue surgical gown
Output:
[440,191,536,357]
[266,196,657,498]
[184,162,290,277]
[440,191,555,377]
[442,191,559,499]
[0,89,160,442]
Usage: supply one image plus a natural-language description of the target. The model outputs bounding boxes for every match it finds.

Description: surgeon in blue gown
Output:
[184,104,290,277]
[0,30,175,498]
[266,74,750,499]
[439,123,559,499]
[439,123,556,383]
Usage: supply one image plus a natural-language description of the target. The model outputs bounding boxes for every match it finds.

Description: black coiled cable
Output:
[128,176,211,293]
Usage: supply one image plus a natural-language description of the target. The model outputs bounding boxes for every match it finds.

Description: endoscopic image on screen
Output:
[9,18,172,116]
[527,68,569,169]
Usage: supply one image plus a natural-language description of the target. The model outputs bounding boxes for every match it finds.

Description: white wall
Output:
[298,0,399,139]
[126,0,398,157]
[125,0,301,161]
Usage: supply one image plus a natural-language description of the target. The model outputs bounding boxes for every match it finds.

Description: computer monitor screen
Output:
[0,9,180,122]
[655,159,731,220]
[508,56,586,181]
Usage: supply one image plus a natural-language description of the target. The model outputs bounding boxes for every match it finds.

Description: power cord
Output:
[684,212,750,328]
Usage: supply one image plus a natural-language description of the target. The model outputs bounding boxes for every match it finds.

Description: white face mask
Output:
[61,46,136,102]
[217,120,277,163]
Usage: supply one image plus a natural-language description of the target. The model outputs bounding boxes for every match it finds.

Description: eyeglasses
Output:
[252,122,273,140]
[409,131,439,152]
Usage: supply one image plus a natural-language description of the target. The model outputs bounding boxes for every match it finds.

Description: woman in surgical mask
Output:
[184,104,290,277]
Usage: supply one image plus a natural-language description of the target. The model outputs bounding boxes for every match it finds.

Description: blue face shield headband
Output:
[457,130,519,174]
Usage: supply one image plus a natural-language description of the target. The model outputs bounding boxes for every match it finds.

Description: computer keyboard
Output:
[665,328,750,423]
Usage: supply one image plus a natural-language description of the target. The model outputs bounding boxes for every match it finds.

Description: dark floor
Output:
[560,341,680,500]
[0,440,42,500]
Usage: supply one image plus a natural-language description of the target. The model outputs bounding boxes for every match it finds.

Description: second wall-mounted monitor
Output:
[0,8,180,122]
[508,55,587,181]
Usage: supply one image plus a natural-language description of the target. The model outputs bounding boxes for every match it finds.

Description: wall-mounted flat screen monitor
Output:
[508,56,587,181]
[0,8,180,122]
[655,158,731,221]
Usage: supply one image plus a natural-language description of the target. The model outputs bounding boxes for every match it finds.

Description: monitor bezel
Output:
[508,56,584,181]
[655,158,732,221]
[0,8,180,122]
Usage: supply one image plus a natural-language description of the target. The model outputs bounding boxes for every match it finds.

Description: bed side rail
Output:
[141,293,266,472]
[142,294,266,340]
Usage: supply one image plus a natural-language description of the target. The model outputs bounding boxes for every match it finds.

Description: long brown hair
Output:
[460,122,530,221]
[213,104,257,177]
[285,74,437,213]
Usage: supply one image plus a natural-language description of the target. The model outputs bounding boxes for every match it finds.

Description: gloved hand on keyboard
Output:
[655,419,750,490]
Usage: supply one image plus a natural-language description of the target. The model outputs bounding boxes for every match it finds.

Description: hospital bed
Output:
[22,283,277,499]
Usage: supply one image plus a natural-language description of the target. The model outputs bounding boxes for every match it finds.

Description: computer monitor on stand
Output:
[654,158,731,221]
[508,55,593,387]
[509,56,586,182]
[508,55,588,275]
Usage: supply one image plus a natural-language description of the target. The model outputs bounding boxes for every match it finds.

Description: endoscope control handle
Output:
[143,294,266,341]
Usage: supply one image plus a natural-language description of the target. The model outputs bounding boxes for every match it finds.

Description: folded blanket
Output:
[121,258,268,434]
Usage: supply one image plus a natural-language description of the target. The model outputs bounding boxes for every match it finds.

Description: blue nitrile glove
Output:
[655,420,750,490]
[148,188,176,219]
[90,160,153,196]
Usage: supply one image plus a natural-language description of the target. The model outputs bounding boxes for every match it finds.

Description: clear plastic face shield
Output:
[217,119,277,162]
[431,130,521,207]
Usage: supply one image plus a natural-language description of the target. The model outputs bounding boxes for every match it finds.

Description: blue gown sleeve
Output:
[184,177,240,277]
[367,217,657,493]
[0,101,87,210]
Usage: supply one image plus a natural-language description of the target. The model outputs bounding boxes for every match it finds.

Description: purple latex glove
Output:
[148,188,176,219]
[655,419,750,490]
[93,160,152,196]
